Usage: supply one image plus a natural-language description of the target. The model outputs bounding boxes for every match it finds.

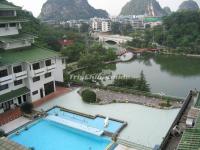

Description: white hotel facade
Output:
[0,2,66,113]
[91,17,111,32]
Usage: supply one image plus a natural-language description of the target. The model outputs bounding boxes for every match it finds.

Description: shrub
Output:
[81,89,97,103]
[20,102,34,114]
[0,129,5,137]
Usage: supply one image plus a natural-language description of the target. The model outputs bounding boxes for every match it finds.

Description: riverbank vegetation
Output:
[127,11,200,54]
[81,89,97,103]
[154,11,200,54]
[112,71,150,92]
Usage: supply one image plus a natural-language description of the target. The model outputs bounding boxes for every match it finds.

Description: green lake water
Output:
[104,54,200,98]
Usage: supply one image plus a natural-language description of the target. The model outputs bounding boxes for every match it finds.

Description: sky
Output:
[7,0,200,17]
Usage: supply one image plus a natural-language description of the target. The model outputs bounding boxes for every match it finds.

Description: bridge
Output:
[99,34,133,45]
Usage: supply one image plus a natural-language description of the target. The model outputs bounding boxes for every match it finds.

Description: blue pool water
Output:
[48,108,123,133]
[9,119,111,150]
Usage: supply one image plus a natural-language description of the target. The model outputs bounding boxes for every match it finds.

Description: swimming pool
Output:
[9,119,111,150]
[47,107,124,133]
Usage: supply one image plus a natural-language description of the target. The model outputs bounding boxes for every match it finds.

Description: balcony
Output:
[47,64,56,72]
[0,75,13,85]
[33,67,46,76]
[14,71,28,80]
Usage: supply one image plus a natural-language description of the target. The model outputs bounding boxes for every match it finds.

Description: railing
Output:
[159,91,193,149]
[0,74,13,85]
[47,64,56,72]
[15,71,28,80]
[117,139,152,150]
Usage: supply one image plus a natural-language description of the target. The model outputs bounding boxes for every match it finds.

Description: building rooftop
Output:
[0,87,29,103]
[144,17,162,22]
[0,137,27,150]
[0,33,35,43]
[187,107,200,119]
[0,2,21,10]
[177,128,200,150]
[0,46,60,66]
[195,93,200,109]
[195,114,200,129]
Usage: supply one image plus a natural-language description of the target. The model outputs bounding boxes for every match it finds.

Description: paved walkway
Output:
[0,117,30,133]
[0,108,22,126]
[0,87,70,126]
[33,87,70,108]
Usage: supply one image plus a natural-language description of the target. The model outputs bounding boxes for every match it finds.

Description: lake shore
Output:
[79,88,182,110]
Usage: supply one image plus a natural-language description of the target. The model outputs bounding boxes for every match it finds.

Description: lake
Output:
[103,54,200,98]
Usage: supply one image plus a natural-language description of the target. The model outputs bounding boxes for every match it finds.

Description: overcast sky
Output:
[7,0,200,17]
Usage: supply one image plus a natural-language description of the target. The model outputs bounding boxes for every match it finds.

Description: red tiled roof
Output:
[58,39,73,46]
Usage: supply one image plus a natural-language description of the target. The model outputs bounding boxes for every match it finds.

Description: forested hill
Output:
[39,0,108,21]
[178,0,199,11]
[154,11,200,54]
[120,0,166,16]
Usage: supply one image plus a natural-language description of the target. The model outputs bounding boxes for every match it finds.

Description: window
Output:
[23,95,27,102]
[0,84,8,91]
[0,10,14,17]
[45,60,52,66]
[33,76,40,82]
[13,65,22,73]
[10,23,16,27]
[45,72,51,78]
[14,79,23,86]
[32,90,38,95]
[18,97,22,105]
[32,63,40,70]
[0,69,8,78]
[62,58,65,64]
[0,24,6,28]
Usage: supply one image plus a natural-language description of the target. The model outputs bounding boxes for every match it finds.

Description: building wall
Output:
[2,40,32,50]
[53,58,65,82]
[0,57,65,103]
[0,27,19,36]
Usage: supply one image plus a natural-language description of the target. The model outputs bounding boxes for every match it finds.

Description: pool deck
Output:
[0,117,30,133]
[115,145,136,150]
[33,86,71,108]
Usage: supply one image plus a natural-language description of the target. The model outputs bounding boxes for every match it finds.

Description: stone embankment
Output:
[80,88,182,109]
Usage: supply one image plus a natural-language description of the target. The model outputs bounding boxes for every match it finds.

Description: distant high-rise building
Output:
[91,18,111,32]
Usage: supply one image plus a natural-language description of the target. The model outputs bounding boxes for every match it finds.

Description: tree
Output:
[0,129,6,137]
[81,89,97,103]
[61,43,85,62]
[80,23,89,33]
[78,52,103,68]
[111,22,121,34]
[20,102,34,114]
[137,71,150,92]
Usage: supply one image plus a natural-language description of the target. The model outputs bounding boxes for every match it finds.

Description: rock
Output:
[178,0,199,11]
[120,0,166,16]
[39,0,109,21]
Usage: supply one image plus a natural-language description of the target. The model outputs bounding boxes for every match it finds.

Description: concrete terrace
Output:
[36,88,180,148]
[0,117,30,133]
[0,137,27,150]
